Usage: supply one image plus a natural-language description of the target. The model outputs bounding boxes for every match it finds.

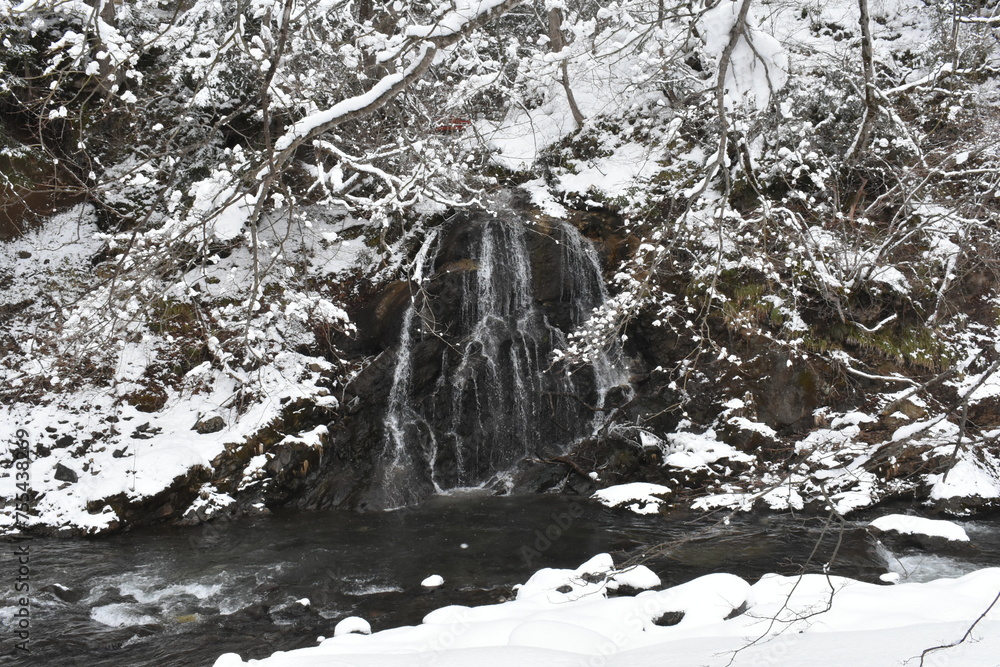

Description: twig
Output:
[917,588,1000,666]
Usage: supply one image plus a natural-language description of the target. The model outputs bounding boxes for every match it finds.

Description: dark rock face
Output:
[54,462,79,483]
[300,201,626,511]
[85,465,211,534]
[754,352,819,431]
[289,196,852,516]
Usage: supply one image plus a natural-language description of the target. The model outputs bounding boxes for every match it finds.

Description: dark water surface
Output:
[5,493,999,667]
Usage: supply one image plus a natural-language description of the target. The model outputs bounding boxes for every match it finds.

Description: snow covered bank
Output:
[0,206,360,535]
[215,554,1000,667]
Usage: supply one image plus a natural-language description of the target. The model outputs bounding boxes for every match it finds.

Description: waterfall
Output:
[374,204,625,508]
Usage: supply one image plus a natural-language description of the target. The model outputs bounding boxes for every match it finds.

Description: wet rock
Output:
[342,280,414,355]
[563,434,675,491]
[563,470,598,497]
[41,583,85,604]
[54,463,79,483]
[88,465,212,533]
[90,590,140,607]
[255,583,280,596]
[235,602,270,622]
[299,204,614,511]
[268,598,319,625]
[653,611,685,626]
[607,584,650,598]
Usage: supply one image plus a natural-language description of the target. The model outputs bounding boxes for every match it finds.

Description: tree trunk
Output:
[548,7,585,129]
[90,0,119,98]
[847,0,878,162]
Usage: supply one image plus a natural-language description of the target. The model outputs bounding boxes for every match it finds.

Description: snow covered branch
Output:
[271,0,527,161]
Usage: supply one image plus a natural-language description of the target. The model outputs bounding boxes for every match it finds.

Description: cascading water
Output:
[374,202,626,508]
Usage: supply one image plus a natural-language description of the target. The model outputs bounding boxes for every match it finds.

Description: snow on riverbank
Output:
[0,205,362,534]
[0,353,333,534]
[215,554,1000,667]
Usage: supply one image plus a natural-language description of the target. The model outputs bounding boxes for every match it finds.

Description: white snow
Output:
[592,482,672,515]
[830,411,879,429]
[928,453,1000,502]
[422,574,445,588]
[334,616,372,637]
[950,366,1000,404]
[663,429,754,469]
[214,555,1000,667]
[0,201,364,535]
[556,141,662,200]
[607,565,661,592]
[870,514,970,542]
[521,178,569,218]
[274,0,511,152]
[0,347,337,534]
[699,0,788,110]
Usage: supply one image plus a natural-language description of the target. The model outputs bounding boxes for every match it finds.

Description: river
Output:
[6,493,999,667]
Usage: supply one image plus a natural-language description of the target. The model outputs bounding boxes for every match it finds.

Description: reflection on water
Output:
[4,493,998,667]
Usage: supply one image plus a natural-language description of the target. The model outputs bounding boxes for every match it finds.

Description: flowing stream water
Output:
[7,495,1000,667]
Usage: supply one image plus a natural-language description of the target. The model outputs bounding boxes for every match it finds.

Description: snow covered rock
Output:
[869,513,976,556]
[592,482,672,515]
[869,514,970,543]
[334,616,372,637]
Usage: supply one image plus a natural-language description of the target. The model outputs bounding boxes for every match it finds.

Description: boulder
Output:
[194,414,226,434]
[54,462,79,483]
